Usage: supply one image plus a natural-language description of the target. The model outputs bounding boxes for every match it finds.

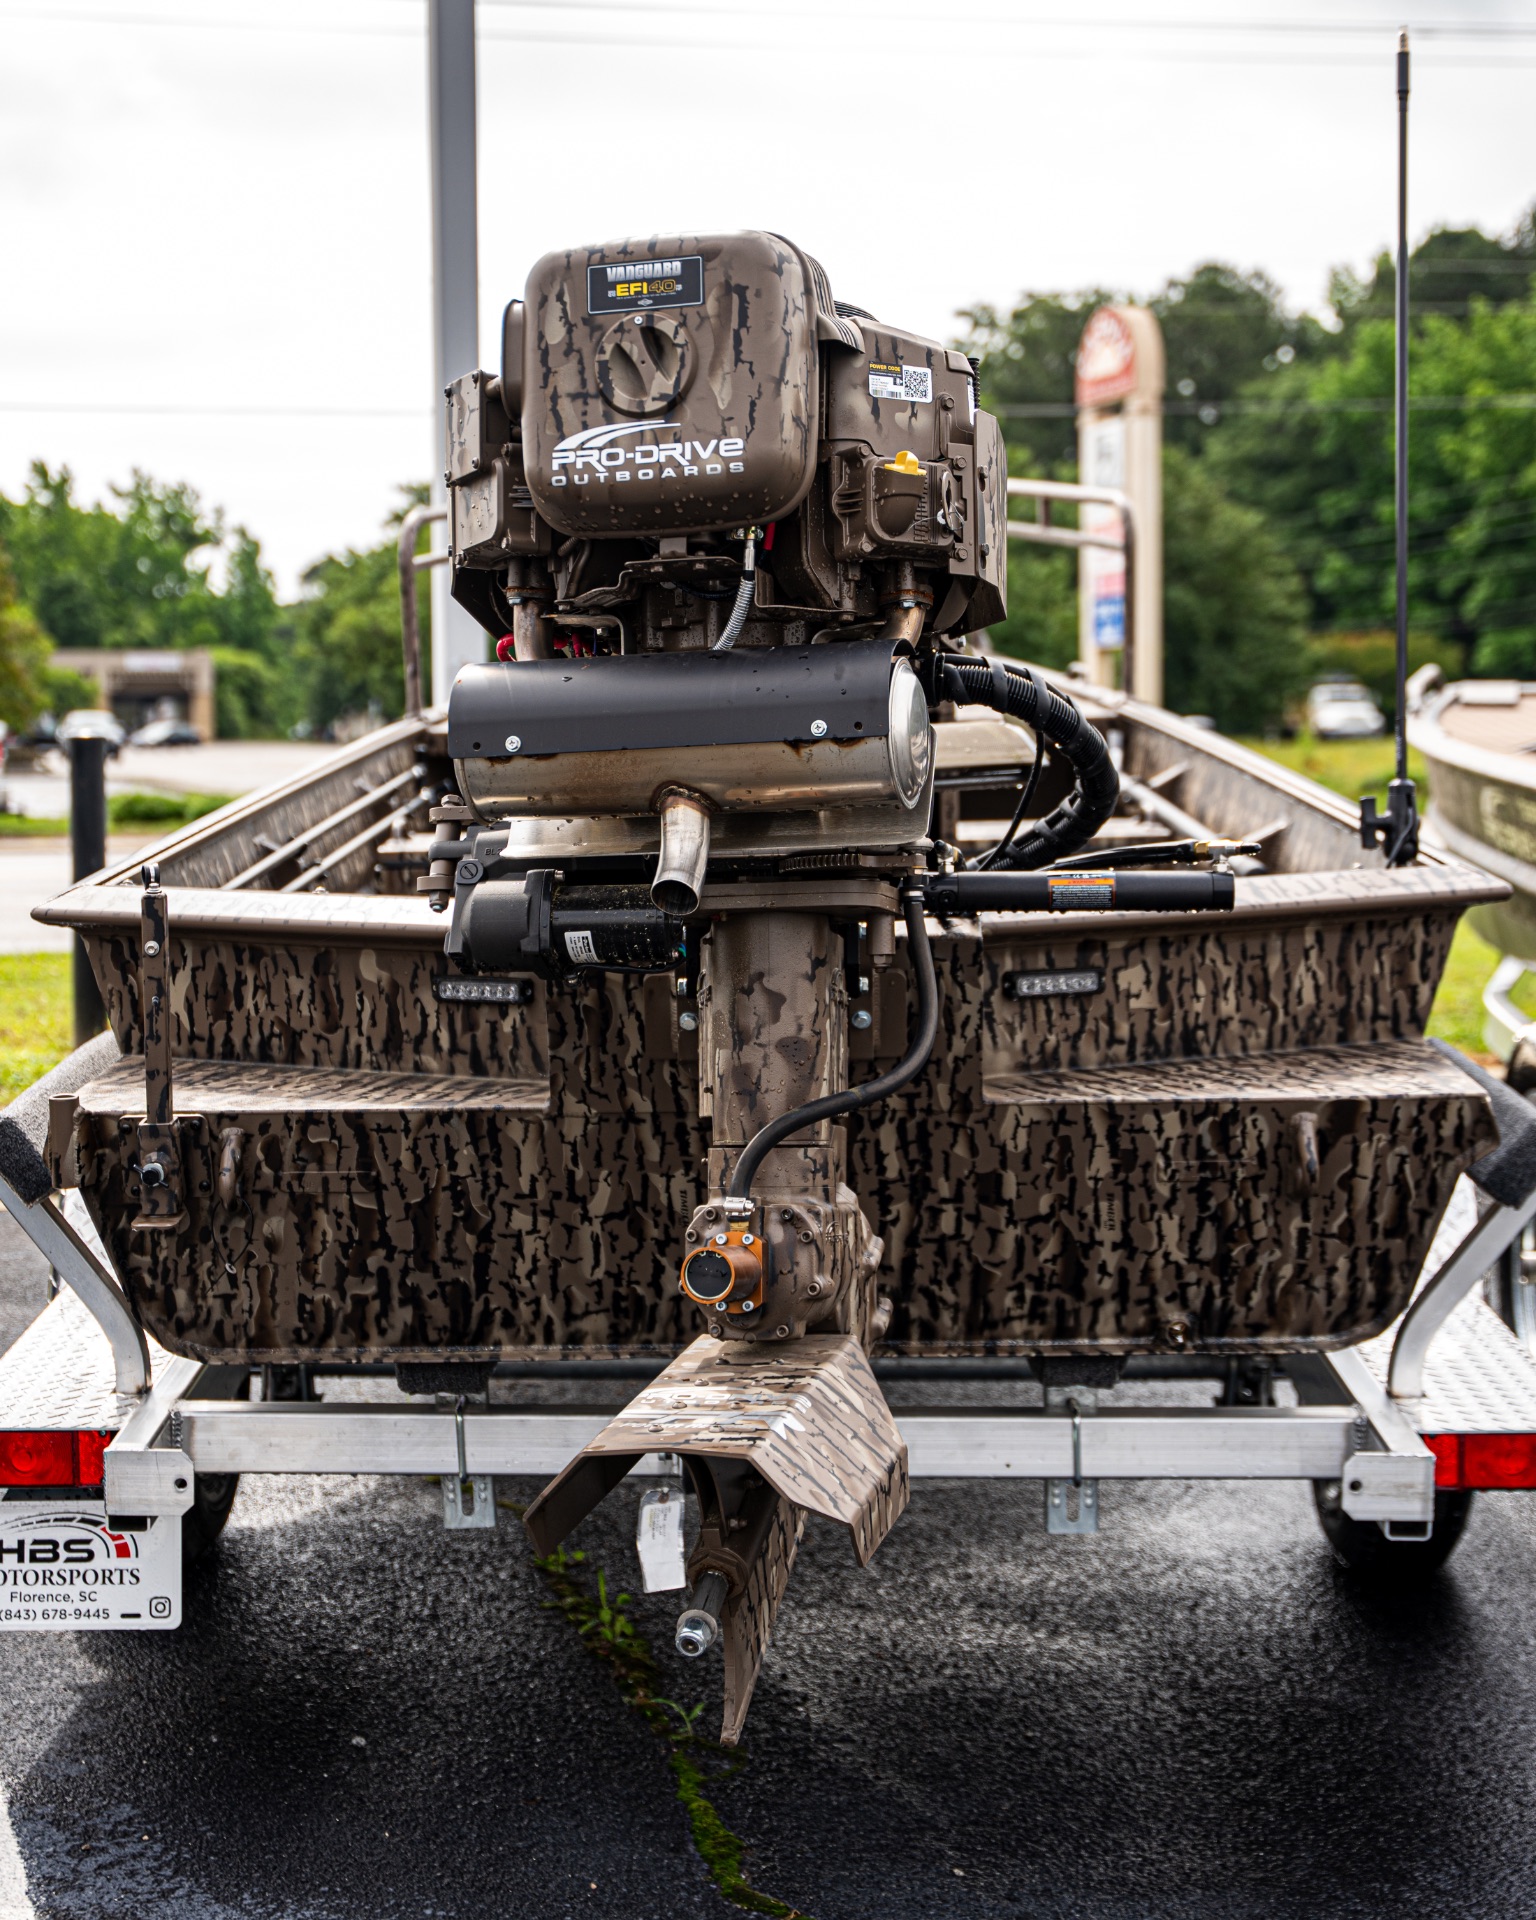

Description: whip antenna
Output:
[1362,28,1420,865]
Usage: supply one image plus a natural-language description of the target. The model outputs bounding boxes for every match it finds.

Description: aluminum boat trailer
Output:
[5,1034,1536,1629]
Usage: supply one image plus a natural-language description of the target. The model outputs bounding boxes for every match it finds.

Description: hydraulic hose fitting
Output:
[652,788,711,917]
[710,529,759,652]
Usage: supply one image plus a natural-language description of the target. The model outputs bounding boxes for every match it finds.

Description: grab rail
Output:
[1007,477,1137,695]
[397,504,450,717]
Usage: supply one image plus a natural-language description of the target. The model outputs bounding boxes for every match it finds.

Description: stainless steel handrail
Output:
[1006,477,1138,694]
[397,504,450,716]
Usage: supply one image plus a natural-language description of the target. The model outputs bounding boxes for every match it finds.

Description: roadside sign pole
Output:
[1074,307,1164,706]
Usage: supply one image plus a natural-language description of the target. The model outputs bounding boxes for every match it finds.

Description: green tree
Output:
[289,488,433,735]
[0,550,50,734]
[1332,211,1536,329]
[962,265,1332,470]
[960,289,1121,471]
[208,645,294,740]
[960,274,1321,716]
[989,540,1079,672]
[1208,288,1536,675]
[0,464,278,655]
[1150,263,1332,452]
[0,466,286,734]
[1161,447,1311,733]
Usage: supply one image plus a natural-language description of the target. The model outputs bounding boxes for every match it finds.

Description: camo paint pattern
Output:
[66,880,1493,1360]
[84,933,551,1080]
[720,1490,803,1748]
[524,1333,908,1564]
[73,979,707,1361]
[978,895,1463,1074]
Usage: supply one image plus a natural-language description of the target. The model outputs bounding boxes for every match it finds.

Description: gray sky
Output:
[3,0,1535,595]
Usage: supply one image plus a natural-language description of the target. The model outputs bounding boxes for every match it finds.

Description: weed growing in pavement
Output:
[509,1515,812,1920]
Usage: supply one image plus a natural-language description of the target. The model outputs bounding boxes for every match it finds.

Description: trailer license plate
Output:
[0,1504,181,1630]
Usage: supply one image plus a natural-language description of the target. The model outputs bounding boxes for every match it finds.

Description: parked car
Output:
[128,717,203,748]
[1306,676,1386,740]
[55,708,126,754]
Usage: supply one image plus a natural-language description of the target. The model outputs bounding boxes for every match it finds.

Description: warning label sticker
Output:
[868,362,933,405]
[1046,874,1117,912]
[564,929,600,965]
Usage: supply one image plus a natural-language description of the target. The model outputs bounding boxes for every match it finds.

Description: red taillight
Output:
[1426,1432,1536,1490]
[0,1430,113,1489]
[76,1431,109,1486]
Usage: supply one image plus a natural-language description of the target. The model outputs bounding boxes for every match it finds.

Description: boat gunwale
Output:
[1410,682,1536,794]
[34,673,1508,947]
[35,856,1505,950]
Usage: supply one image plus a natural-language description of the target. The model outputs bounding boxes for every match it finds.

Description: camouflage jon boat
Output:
[7,232,1531,1743]
[32,688,1505,1371]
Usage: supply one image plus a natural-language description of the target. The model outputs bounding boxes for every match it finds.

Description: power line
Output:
[7,393,1530,423]
[0,402,428,419]
[993,395,1536,417]
[6,4,1536,64]
[474,0,1536,33]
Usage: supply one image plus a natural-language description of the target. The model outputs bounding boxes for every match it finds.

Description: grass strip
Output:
[514,1515,810,1919]
[1235,732,1430,803]
[108,791,233,826]
[0,955,72,1103]
[0,792,234,837]
[0,814,68,837]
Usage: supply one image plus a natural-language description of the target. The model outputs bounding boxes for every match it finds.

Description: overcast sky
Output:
[3,0,1535,596]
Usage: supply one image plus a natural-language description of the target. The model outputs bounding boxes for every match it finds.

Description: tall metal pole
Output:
[1394,30,1411,791]
[427,0,483,707]
[68,735,108,1043]
[1362,30,1418,865]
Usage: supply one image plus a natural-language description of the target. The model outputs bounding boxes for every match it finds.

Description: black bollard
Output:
[69,734,108,1043]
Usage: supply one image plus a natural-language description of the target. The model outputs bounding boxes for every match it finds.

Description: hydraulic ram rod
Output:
[923,869,1236,916]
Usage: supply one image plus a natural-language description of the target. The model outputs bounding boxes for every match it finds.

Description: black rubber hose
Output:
[936,659,1119,870]
[726,887,939,1205]
[973,721,1044,871]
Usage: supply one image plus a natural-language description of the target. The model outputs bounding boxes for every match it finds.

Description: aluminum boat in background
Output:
[1410,665,1536,967]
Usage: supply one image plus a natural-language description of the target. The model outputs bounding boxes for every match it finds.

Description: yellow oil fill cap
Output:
[884,449,923,475]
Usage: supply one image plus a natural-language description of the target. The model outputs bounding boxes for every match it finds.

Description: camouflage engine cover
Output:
[519,230,829,537]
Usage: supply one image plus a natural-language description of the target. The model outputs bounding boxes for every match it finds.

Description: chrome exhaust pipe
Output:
[652,788,710,916]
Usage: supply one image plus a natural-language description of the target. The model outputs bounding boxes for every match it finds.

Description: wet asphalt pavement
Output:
[4,1214,1536,1920]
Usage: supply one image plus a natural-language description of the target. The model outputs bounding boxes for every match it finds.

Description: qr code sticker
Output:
[868,362,934,405]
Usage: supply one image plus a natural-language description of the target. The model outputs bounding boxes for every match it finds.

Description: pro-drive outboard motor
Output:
[435,230,1123,1347]
[433,232,1132,1736]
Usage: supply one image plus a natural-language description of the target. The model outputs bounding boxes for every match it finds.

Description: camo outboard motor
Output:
[437,233,1123,1732]
[439,230,1119,1344]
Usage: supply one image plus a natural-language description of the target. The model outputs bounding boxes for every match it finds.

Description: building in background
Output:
[51,648,216,739]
